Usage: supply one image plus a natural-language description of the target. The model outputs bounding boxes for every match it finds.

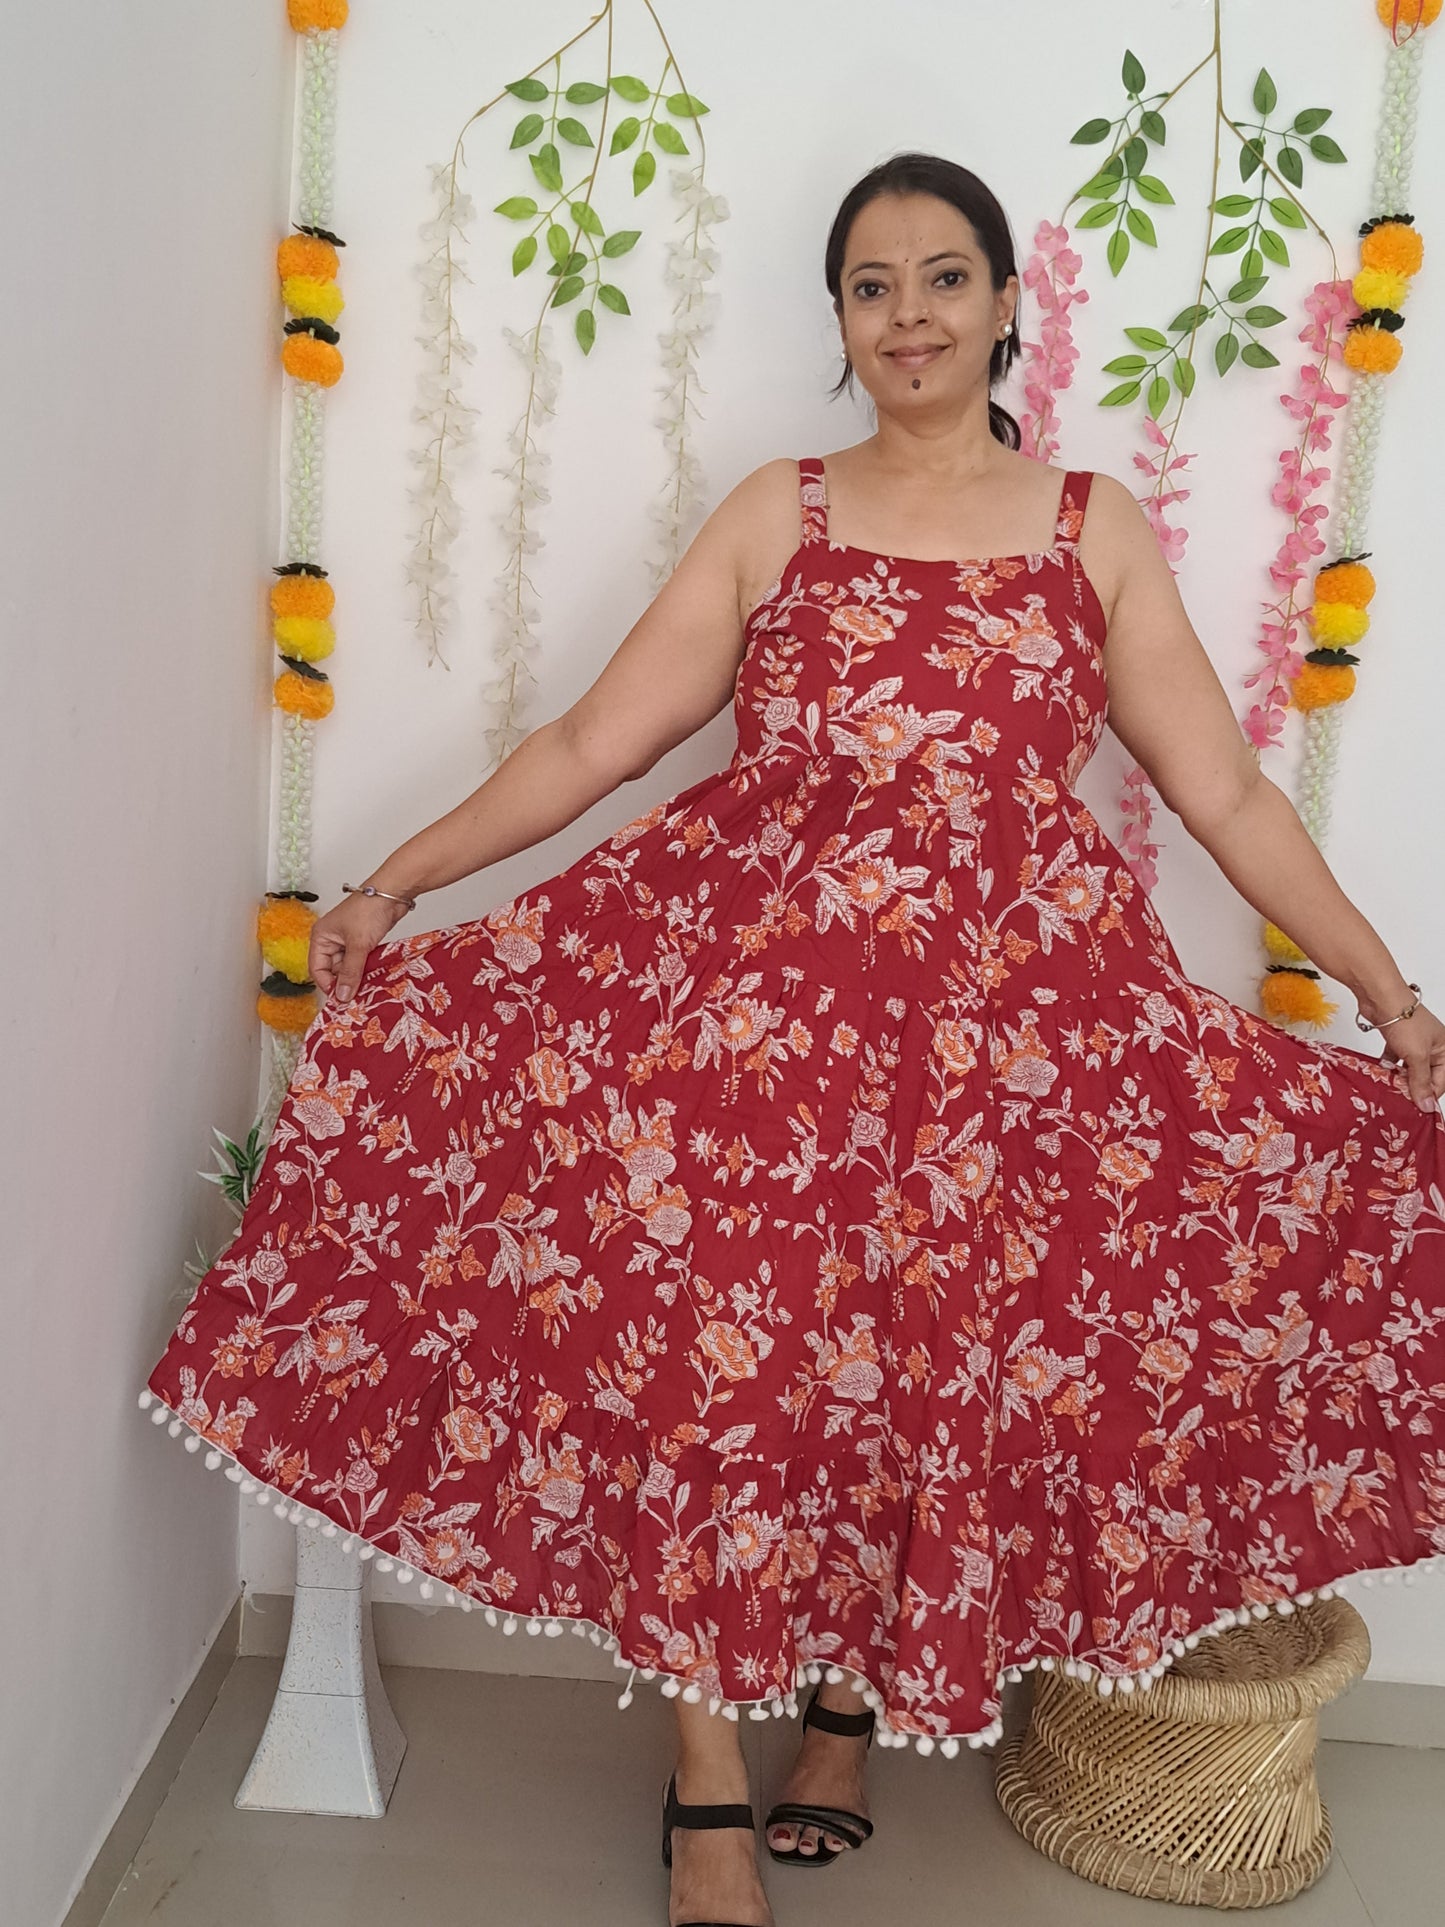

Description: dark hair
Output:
[823,151,1021,450]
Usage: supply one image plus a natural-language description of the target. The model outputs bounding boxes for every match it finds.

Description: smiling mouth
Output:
[888,345,946,367]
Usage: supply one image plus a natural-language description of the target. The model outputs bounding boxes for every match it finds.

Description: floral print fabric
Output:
[145,459,1445,1741]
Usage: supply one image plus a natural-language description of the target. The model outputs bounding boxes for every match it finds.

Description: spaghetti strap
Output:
[1054,468,1093,550]
[797,456,829,546]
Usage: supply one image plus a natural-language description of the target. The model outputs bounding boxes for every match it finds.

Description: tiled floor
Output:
[99,1657,1443,1926]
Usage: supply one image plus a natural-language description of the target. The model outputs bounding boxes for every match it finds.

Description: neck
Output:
[863,398,1003,483]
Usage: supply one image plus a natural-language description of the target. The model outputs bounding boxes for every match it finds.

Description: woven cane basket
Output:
[994,1596,1371,1909]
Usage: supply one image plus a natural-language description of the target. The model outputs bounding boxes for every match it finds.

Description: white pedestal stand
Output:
[234,1530,406,1816]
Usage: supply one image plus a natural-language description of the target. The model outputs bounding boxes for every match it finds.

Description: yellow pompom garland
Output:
[281,274,345,325]
[273,614,336,662]
[1262,922,1310,966]
[257,892,318,985]
[1307,600,1370,648]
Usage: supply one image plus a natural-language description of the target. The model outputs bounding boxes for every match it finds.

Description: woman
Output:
[143,153,1445,1927]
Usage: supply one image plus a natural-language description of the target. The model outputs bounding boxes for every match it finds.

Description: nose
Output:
[889,276,932,328]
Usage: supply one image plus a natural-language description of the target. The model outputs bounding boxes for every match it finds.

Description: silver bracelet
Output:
[1354,982,1422,1033]
[341,881,418,913]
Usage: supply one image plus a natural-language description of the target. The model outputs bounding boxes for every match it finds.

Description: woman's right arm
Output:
[309,458,798,1001]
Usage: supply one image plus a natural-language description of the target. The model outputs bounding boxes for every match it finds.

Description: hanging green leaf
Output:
[1212,194,1253,216]
[1147,374,1171,418]
[551,274,585,306]
[1172,355,1196,396]
[1169,305,1212,333]
[611,74,651,103]
[1124,325,1168,349]
[633,149,657,195]
[610,116,641,154]
[1253,69,1278,116]
[1244,304,1286,327]
[1101,379,1142,406]
[1102,354,1149,375]
[1241,342,1279,368]
[1270,195,1306,229]
[1079,174,1125,202]
[601,229,641,257]
[1242,248,1264,280]
[1240,139,1264,182]
[506,76,550,102]
[546,249,585,278]
[1258,229,1290,266]
[1122,49,1146,94]
[1140,109,1166,145]
[1309,134,1346,163]
[1071,117,1112,144]
[512,234,538,276]
[1209,226,1250,255]
[530,143,564,193]
[557,116,594,147]
[1076,203,1116,229]
[494,196,539,220]
[510,113,544,150]
[665,92,710,117]
[565,80,607,104]
[1216,333,1240,376]
[1228,275,1268,301]
[1277,145,1304,188]
[1122,136,1148,176]
[545,222,569,263]
[570,200,605,236]
[1107,228,1131,275]
[576,307,596,353]
[598,282,630,314]
[1293,106,1331,134]
[1126,207,1158,247]
[1134,174,1175,205]
[653,122,689,155]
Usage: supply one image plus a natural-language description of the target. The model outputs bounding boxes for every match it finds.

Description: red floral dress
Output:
[142,458,1445,1750]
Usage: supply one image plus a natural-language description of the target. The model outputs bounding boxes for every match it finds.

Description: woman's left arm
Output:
[1083,473,1445,1112]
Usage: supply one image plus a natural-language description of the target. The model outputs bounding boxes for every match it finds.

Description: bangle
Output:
[342,881,418,913]
[1354,982,1423,1033]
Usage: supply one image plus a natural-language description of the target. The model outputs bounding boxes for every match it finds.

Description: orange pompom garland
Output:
[1291,660,1357,710]
[276,233,339,283]
[288,0,350,30]
[1313,559,1376,607]
[1260,967,1338,1030]
[282,328,344,388]
[1375,0,1441,31]
[270,572,335,620]
[275,659,335,719]
[1343,324,1404,374]
[1361,220,1425,278]
[257,970,321,1034]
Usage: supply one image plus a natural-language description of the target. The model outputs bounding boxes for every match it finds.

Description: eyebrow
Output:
[847,250,972,274]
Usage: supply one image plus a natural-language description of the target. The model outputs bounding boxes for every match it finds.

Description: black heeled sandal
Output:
[764,1687,875,1868]
[660,1770,761,1927]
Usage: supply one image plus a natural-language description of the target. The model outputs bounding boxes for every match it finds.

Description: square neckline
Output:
[809,455,1077,571]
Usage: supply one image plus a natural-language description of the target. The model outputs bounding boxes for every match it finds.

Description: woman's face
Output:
[835,191,1016,413]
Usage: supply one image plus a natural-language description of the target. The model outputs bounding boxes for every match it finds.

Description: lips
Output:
[888,345,946,368]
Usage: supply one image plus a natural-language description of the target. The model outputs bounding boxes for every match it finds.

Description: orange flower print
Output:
[1099,1141,1154,1189]
[1052,865,1106,920]
[443,1406,495,1462]
[697,1321,758,1381]
[1140,1337,1192,1383]
[1098,1521,1149,1574]
[932,1017,978,1078]
[527,1046,571,1106]
[827,605,895,651]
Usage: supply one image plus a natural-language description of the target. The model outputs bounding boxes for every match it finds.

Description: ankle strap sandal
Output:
[659,1770,758,1926]
[764,1688,875,1868]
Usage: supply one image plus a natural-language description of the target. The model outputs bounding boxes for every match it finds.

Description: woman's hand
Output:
[1372,1002,1445,1112]
[309,891,412,1005]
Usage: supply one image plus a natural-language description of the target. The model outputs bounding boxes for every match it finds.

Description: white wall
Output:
[239,0,1445,1683]
[0,6,289,1923]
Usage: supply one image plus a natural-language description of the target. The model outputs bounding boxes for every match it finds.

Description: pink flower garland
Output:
[1239,278,1357,751]
[1018,220,1088,461]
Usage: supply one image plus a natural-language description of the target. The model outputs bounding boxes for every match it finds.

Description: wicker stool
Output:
[994,1596,1371,1909]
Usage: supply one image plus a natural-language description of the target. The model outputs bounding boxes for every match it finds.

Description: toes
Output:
[768,1824,795,1852]
[824,1832,845,1853]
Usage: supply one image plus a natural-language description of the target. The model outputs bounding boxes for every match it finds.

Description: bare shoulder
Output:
[1074,469,1176,626]
[707,457,808,626]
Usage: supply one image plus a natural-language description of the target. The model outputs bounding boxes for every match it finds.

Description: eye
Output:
[853,279,884,299]
[937,269,966,288]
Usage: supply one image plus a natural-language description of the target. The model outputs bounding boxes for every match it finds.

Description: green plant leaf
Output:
[558,250,586,276]
[1071,117,1112,144]
[546,222,569,262]
[1079,174,1124,201]
[601,229,641,257]
[1124,325,1168,348]
[1258,228,1290,267]
[1107,228,1131,275]
[1240,138,1264,182]
[512,234,538,276]
[1102,354,1149,374]
[1253,68,1277,116]
[1309,134,1346,163]
[598,282,630,314]
[633,149,657,194]
[1134,173,1175,205]
[1242,248,1264,281]
[1101,379,1141,406]
[1123,136,1148,176]
[494,196,539,220]
[1147,373,1171,418]
[1140,109,1166,144]
[1209,225,1250,255]
[1244,304,1286,327]
[506,76,550,102]
[665,91,710,116]
[565,80,607,104]
[1293,106,1331,134]
[1076,202,1117,229]
[653,122,689,155]
[551,274,585,306]
[510,113,544,150]
[1216,332,1240,376]
[1126,206,1157,246]
[611,74,651,103]
[1241,341,1279,368]
[1170,306,1212,334]
[1227,275,1268,301]
[609,116,641,154]
[571,200,605,236]
[1212,193,1253,215]
[1172,355,1196,396]
[576,306,596,353]
[1122,48,1146,95]
[1270,195,1306,228]
[530,143,563,193]
[557,116,594,147]
[1277,144,1304,188]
